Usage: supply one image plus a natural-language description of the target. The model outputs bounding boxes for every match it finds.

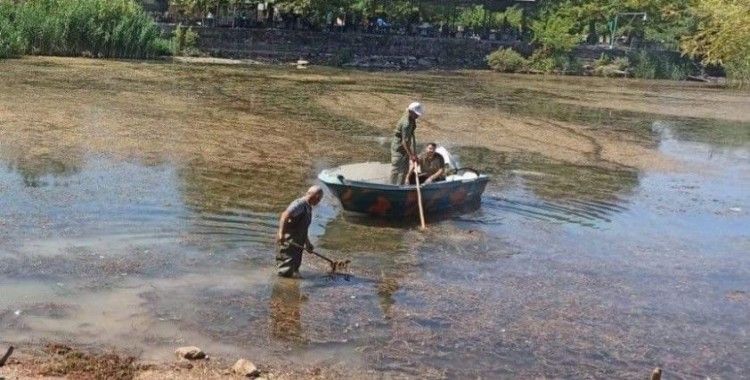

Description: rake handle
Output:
[0,346,13,367]
[285,241,335,265]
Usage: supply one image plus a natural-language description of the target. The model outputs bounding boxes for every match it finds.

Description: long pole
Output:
[414,165,426,230]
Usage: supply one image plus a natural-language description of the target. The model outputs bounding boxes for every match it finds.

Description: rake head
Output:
[328,259,351,274]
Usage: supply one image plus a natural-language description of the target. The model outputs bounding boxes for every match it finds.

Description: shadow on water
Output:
[329,203,483,230]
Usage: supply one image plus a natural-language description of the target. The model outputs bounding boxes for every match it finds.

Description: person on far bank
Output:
[390,102,425,185]
[275,186,324,278]
[408,142,446,185]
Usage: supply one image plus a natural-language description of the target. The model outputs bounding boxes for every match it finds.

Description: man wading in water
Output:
[275,186,323,277]
[391,102,425,185]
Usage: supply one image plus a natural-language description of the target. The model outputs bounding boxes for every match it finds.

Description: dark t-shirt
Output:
[418,152,445,179]
[284,197,312,245]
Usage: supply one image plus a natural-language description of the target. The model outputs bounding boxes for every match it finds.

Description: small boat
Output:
[318,162,490,219]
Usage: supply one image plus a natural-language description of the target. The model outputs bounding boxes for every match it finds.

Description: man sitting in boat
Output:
[408,143,446,185]
[390,102,425,185]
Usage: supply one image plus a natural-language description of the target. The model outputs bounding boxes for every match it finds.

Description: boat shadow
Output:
[337,201,482,229]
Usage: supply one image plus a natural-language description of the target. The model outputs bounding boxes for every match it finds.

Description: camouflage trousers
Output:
[390,152,409,185]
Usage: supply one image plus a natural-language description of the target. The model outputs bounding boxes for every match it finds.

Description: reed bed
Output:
[0,0,168,59]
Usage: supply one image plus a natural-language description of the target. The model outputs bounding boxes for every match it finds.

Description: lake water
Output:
[1,57,748,378]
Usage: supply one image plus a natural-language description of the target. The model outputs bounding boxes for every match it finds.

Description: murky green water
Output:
[1,58,749,378]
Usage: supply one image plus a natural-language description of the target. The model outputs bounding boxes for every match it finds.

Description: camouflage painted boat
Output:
[318,162,490,219]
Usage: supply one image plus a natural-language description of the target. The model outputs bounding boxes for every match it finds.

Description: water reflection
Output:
[655,119,750,147]
[3,152,82,188]
[376,276,400,319]
[269,278,304,343]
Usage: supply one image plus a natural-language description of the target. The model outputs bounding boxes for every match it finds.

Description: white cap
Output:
[407,102,425,116]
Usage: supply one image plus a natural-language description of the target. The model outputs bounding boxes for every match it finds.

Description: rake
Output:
[285,241,351,275]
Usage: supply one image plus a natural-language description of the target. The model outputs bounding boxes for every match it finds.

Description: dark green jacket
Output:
[390,113,416,155]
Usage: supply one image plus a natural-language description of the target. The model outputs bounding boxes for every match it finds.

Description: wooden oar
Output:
[414,164,426,230]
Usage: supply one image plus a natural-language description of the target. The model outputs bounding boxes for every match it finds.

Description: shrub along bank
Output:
[487,47,698,80]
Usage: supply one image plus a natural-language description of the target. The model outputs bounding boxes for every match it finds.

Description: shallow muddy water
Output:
[1,57,749,378]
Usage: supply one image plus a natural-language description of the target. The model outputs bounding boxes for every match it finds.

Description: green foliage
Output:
[594,53,631,70]
[531,11,579,55]
[0,30,25,59]
[486,48,527,73]
[152,37,173,56]
[559,55,584,74]
[593,52,611,67]
[629,50,694,80]
[2,0,166,59]
[593,53,630,77]
[171,24,198,56]
[525,49,583,75]
[724,57,750,87]
[681,0,750,86]
[532,0,696,50]
[528,51,556,73]
[632,51,657,78]
[612,57,629,70]
[458,5,505,30]
[0,3,26,58]
[503,6,524,33]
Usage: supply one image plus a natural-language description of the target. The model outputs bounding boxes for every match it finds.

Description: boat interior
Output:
[321,162,480,185]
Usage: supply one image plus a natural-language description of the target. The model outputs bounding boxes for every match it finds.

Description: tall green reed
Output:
[1,0,169,59]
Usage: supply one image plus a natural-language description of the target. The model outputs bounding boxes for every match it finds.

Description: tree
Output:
[533,0,694,48]
[681,0,750,84]
[457,5,488,30]
[503,5,523,34]
[531,10,579,55]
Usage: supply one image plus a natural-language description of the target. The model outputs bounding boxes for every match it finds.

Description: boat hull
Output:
[319,170,490,219]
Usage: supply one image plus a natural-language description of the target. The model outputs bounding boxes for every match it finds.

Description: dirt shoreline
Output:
[0,343,334,379]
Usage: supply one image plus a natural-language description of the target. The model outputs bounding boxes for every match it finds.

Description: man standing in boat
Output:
[275,186,323,277]
[390,102,425,185]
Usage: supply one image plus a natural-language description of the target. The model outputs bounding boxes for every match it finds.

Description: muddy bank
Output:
[0,343,338,379]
